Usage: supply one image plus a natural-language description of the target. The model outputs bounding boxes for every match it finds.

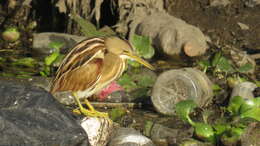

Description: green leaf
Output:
[240,98,260,121]
[127,60,141,68]
[109,107,127,122]
[230,126,245,137]
[48,41,64,50]
[198,60,210,72]
[0,57,7,64]
[194,123,216,143]
[144,121,154,137]
[118,74,137,92]
[131,34,155,59]
[40,71,47,77]
[255,81,260,87]
[41,65,51,76]
[212,84,222,91]
[217,56,234,73]
[45,52,60,66]
[237,63,253,73]
[198,60,210,68]
[240,108,260,121]
[131,88,149,99]
[228,96,244,115]
[12,57,37,68]
[213,123,230,136]
[136,75,155,88]
[239,98,259,113]
[212,52,222,66]
[175,100,197,125]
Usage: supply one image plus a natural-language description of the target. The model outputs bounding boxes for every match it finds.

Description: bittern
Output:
[50,36,154,118]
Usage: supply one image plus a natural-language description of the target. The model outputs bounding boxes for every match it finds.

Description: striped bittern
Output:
[50,36,154,118]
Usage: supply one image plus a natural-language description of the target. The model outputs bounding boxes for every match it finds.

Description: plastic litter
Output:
[152,68,213,115]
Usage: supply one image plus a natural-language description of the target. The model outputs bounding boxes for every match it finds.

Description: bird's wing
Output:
[50,38,105,93]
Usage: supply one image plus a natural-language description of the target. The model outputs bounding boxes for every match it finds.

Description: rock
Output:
[145,122,193,145]
[135,12,210,58]
[0,79,89,146]
[108,127,155,146]
[32,32,86,55]
[0,76,75,106]
[210,0,231,7]
[81,117,114,146]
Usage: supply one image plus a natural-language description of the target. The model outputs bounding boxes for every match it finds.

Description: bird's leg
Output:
[72,92,108,118]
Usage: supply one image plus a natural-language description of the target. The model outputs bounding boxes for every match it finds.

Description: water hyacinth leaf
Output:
[117,74,137,92]
[12,57,37,68]
[176,100,197,125]
[212,52,222,66]
[230,126,245,137]
[44,52,60,66]
[144,121,154,137]
[217,57,234,73]
[237,63,253,73]
[109,107,127,122]
[52,54,65,67]
[212,84,222,91]
[137,75,155,88]
[198,60,210,72]
[240,108,260,121]
[240,97,260,121]
[131,34,155,59]
[194,122,215,143]
[255,81,260,87]
[127,60,141,68]
[0,57,6,63]
[198,60,210,68]
[48,41,64,50]
[239,98,259,114]
[228,96,244,115]
[213,123,230,136]
[40,71,47,77]
[131,88,149,99]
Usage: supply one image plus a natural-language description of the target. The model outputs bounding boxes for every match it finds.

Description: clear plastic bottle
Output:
[152,68,213,115]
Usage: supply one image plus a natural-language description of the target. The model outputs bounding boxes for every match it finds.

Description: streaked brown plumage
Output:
[50,36,154,117]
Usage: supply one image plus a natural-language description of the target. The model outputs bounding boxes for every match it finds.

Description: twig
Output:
[90,102,141,109]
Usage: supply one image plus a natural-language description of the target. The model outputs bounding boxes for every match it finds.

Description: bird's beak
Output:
[123,52,155,70]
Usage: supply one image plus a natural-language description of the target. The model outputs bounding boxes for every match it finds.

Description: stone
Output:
[32,32,86,55]
[0,79,89,146]
[135,12,210,58]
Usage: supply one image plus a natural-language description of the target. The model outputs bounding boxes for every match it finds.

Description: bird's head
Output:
[104,36,155,70]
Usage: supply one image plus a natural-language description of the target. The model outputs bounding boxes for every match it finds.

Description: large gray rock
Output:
[135,12,211,58]
[32,32,85,55]
[0,78,89,146]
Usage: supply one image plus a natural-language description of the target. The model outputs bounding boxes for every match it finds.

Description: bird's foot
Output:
[73,108,108,118]
[73,99,109,118]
